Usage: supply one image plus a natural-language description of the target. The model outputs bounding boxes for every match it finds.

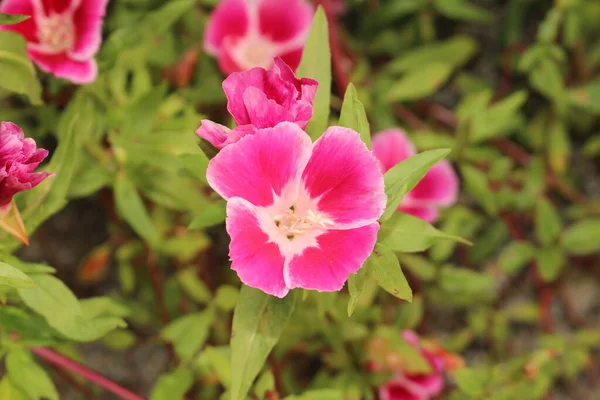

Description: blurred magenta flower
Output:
[204,0,313,75]
[196,57,318,149]
[372,129,458,223]
[0,122,50,207]
[379,331,445,400]
[207,122,385,297]
[0,0,109,84]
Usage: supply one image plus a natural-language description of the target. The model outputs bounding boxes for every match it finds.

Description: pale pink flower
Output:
[372,129,458,223]
[0,122,50,207]
[379,331,446,400]
[204,0,314,75]
[207,122,386,297]
[0,0,109,84]
[196,57,318,149]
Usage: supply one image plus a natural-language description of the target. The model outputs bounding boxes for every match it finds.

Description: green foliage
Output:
[0,31,42,105]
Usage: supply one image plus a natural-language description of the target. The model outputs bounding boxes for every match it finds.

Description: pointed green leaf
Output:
[0,31,42,105]
[365,244,412,301]
[561,219,600,255]
[386,63,454,102]
[150,368,194,400]
[338,83,371,149]
[161,308,215,361]
[461,165,497,215]
[535,198,561,246]
[297,6,331,140]
[433,0,493,22]
[381,148,451,221]
[0,261,36,288]
[6,349,59,400]
[230,286,296,400]
[0,376,29,400]
[0,14,30,25]
[497,241,535,275]
[536,247,565,282]
[347,267,367,316]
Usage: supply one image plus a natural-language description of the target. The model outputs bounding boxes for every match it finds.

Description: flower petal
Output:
[41,0,76,14]
[407,160,459,206]
[207,122,312,207]
[279,48,303,72]
[242,86,292,129]
[28,49,97,83]
[258,0,313,43]
[69,0,108,61]
[196,120,255,150]
[204,0,249,56]
[379,381,424,400]
[0,0,39,42]
[285,223,379,291]
[371,129,416,173]
[302,127,386,227]
[227,197,288,297]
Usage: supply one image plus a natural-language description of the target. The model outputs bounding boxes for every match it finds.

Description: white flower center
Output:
[38,13,74,53]
[231,35,279,70]
[273,206,334,239]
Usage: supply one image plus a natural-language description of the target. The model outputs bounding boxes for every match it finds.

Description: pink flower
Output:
[379,331,446,400]
[204,0,314,75]
[0,122,50,207]
[196,57,318,149]
[372,129,458,223]
[0,0,109,84]
[207,122,386,297]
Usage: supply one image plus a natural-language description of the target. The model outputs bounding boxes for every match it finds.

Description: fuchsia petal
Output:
[302,127,386,226]
[0,0,39,43]
[285,223,379,292]
[195,120,256,150]
[28,49,97,84]
[207,122,312,207]
[242,87,292,129]
[223,66,271,125]
[257,0,313,43]
[227,197,288,297]
[204,0,249,56]
[279,48,304,73]
[41,0,75,13]
[407,160,459,206]
[70,0,108,61]
[371,129,416,173]
[380,382,423,400]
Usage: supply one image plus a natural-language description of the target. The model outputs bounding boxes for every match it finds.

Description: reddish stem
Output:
[31,347,145,400]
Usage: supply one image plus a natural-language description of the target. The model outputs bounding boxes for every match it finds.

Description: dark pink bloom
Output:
[379,331,445,400]
[0,0,109,84]
[204,0,314,75]
[196,57,318,149]
[207,122,386,297]
[372,129,458,223]
[0,122,50,207]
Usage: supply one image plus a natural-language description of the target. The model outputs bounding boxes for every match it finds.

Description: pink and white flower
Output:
[379,331,446,400]
[207,122,386,297]
[196,57,318,149]
[204,0,314,75]
[0,0,109,84]
[0,122,50,207]
[372,129,458,223]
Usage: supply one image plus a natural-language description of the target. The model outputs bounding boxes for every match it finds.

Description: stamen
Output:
[272,206,334,239]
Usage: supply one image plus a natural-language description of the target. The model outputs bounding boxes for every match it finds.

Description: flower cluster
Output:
[0,0,109,84]
[204,0,314,74]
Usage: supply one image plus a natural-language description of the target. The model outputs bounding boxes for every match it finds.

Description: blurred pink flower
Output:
[0,0,108,84]
[207,122,386,297]
[379,331,446,400]
[196,57,318,149]
[0,122,50,207]
[372,129,458,223]
[204,0,313,75]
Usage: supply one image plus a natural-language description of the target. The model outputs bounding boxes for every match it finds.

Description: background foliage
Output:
[1,0,600,399]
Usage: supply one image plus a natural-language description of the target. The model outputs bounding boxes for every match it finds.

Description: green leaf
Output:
[338,83,371,149]
[0,376,28,400]
[536,247,565,282]
[284,390,344,400]
[381,148,451,221]
[547,119,570,174]
[0,31,42,105]
[397,254,437,281]
[387,36,478,74]
[176,269,211,304]
[347,267,367,316]
[497,241,535,275]
[365,244,412,301]
[215,285,239,312]
[535,198,561,246]
[0,13,30,25]
[569,78,600,114]
[0,261,36,288]
[230,286,296,400]
[561,219,600,255]
[253,370,275,399]
[161,307,215,361]
[297,6,331,140]
[379,213,470,253]
[439,266,494,298]
[455,367,490,396]
[469,91,528,143]
[18,275,126,341]
[461,165,496,215]
[150,368,194,400]
[386,62,454,102]
[189,201,227,229]
[433,0,493,22]
[6,349,59,400]
[114,172,161,247]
